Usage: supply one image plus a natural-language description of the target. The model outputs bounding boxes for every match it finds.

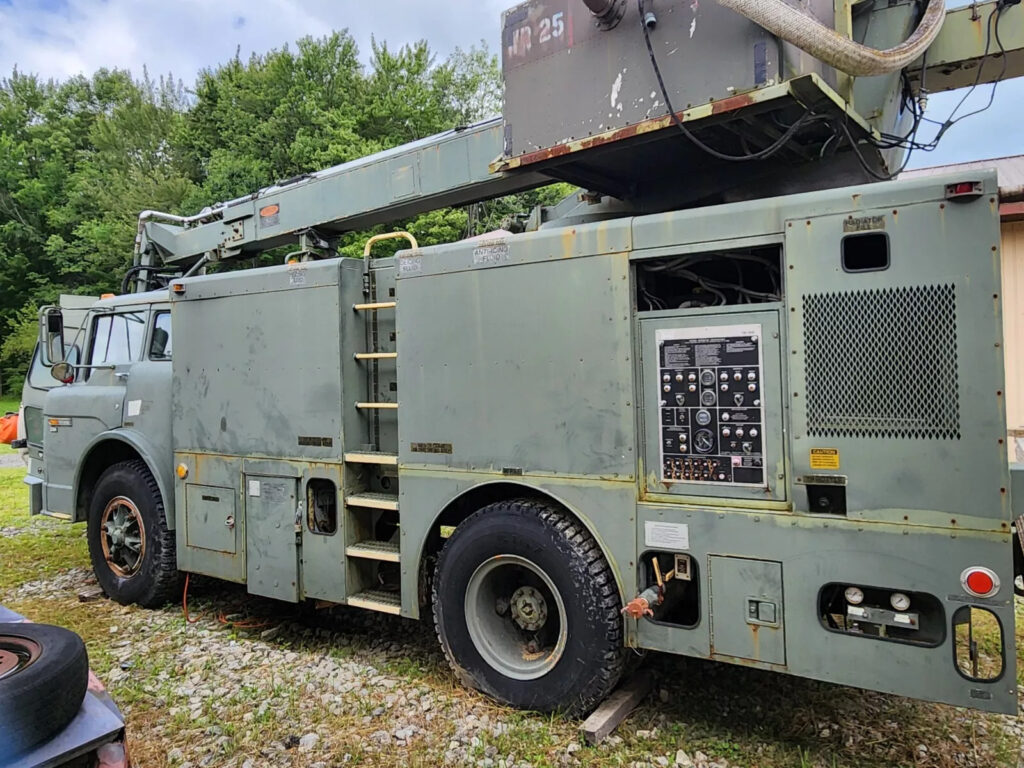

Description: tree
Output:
[0,36,573,392]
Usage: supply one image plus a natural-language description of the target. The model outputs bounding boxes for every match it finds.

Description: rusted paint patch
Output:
[495,93,762,171]
[710,91,756,115]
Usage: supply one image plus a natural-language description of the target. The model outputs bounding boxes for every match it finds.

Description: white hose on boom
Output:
[716,0,947,76]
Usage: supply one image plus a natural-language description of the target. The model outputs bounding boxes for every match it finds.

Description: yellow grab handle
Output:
[363,231,419,259]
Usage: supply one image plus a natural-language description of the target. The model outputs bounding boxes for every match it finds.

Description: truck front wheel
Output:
[87,460,180,608]
[432,499,625,716]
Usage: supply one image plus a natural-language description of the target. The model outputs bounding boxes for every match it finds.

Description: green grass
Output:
[0,467,89,590]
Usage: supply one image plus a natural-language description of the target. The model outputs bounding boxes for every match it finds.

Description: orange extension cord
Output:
[181,573,274,629]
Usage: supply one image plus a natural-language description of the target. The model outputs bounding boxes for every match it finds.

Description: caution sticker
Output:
[810,448,840,470]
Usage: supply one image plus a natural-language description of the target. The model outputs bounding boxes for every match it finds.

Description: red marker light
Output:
[945,181,983,200]
[961,567,999,598]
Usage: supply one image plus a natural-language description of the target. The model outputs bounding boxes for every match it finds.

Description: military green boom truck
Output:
[18,0,1024,716]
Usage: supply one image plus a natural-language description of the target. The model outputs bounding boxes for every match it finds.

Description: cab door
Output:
[43,308,148,517]
[20,296,94,455]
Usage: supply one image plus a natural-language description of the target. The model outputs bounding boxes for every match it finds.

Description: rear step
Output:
[347,589,401,615]
[344,452,398,466]
[345,492,399,511]
[346,541,400,562]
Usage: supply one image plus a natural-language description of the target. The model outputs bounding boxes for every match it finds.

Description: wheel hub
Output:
[464,555,568,681]
[0,637,41,680]
[510,586,548,631]
[100,497,145,578]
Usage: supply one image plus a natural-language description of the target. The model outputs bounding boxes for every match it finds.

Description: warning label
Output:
[810,448,840,470]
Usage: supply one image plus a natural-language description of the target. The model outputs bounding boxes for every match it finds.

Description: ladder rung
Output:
[347,589,402,615]
[354,352,398,360]
[356,402,398,410]
[344,452,398,466]
[345,492,400,511]
[346,541,400,562]
[353,302,397,311]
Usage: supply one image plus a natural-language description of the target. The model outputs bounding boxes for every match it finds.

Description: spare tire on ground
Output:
[0,622,89,761]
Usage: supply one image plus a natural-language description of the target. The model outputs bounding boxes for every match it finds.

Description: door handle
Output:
[225,516,236,530]
[115,372,130,380]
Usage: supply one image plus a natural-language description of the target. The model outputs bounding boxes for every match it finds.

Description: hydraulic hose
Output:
[582,0,626,28]
[716,0,946,76]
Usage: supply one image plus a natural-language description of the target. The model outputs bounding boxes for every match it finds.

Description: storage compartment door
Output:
[185,484,237,554]
[710,556,786,666]
[245,476,300,602]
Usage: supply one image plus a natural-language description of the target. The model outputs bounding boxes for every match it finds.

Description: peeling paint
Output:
[610,71,624,110]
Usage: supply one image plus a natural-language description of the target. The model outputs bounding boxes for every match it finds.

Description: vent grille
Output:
[802,284,960,440]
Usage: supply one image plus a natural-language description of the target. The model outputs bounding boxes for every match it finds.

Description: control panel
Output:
[656,325,766,486]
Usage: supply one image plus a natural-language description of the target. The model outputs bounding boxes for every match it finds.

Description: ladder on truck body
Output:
[343,233,416,615]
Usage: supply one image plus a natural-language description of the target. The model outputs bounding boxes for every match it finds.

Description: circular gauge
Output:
[693,429,714,453]
[700,389,717,407]
[695,409,712,426]
[890,592,911,611]
[700,369,716,386]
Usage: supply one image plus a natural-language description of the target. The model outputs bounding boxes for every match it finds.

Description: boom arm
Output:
[137,118,550,269]
[909,0,1024,93]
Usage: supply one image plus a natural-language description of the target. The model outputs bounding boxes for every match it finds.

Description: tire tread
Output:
[89,459,180,608]
[432,497,625,716]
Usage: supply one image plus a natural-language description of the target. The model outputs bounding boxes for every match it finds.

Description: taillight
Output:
[960,567,999,598]
[944,181,983,201]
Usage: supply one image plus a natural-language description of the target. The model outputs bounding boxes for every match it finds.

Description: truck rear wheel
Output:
[432,499,625,716]
[87,460,180,608]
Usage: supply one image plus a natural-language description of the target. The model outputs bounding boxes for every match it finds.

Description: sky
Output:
[0,0,1019,170]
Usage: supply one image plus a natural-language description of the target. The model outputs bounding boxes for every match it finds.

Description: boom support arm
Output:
[908,0,1024,93]
[137,118,550,269]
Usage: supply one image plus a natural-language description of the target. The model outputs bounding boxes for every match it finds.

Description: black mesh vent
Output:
[802,284,960,440]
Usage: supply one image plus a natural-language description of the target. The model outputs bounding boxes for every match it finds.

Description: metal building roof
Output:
[902,155,1024,200]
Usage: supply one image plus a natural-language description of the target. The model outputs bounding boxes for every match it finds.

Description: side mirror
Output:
[40,308,66,366]
[50,362,74,384]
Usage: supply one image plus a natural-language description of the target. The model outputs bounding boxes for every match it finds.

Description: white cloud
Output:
[0,0,510,82]
[0,0,1018,167]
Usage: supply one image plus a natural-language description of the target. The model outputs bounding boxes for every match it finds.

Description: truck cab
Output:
[23,292,179,606]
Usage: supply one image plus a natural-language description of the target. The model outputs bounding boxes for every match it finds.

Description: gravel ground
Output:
[0,450,25,469]
[1,516,1021,767]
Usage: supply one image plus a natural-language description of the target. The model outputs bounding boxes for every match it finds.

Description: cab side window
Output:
[88,312,146,374]
[27,345,80,390]
[150,312,172,360]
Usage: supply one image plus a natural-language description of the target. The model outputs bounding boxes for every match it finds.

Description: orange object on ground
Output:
[0,413,18,445]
